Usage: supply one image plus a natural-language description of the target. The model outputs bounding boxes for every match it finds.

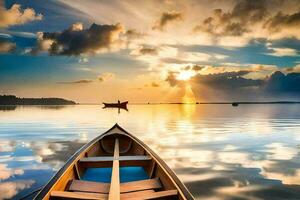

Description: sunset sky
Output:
[0,0,300,103]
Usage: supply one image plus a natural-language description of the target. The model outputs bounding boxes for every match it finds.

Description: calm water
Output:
[1,104,300,200]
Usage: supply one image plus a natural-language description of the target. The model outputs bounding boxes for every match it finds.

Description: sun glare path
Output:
[182,84,196,103]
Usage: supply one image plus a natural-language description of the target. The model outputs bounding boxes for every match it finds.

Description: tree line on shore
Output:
[0,95,76,105]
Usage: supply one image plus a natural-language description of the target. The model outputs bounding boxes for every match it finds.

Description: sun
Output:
[176,71,196,81]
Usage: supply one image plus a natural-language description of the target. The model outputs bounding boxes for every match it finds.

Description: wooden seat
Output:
[80,155,152,162]
[122,190,178,200]
[50,191,107,200]
[68,178,162,194]
[51,190,177,200]
[68,180,109,194]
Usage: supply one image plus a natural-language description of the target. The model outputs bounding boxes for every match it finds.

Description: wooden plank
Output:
[122,190,178,200]
[80,156,114,162]
[80,156,151,162]
[121,178,162,193]
[108,138,120,200]
[120,190,155,198]
[69,180,110,194]
[50,191,107,200]
[68,178,162,194]
[119,156,151,161]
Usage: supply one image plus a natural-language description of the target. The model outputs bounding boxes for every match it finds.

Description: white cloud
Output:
[0,3,42,27]
[267,47,298,57]
[178,52,211,62]
[0,180,34,200]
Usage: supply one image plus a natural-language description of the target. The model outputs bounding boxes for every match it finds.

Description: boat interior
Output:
[44,127,186,200]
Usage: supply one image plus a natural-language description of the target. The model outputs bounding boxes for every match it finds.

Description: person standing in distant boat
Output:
[118,100,120,104]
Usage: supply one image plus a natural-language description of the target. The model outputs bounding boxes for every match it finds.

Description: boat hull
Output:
[103,101,128,109]
[34,124,194,200]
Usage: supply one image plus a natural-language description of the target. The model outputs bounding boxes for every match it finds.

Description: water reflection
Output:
[0,106,17,111]
[0,105,300,199]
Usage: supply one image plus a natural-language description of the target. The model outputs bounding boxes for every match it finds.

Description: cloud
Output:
[145,82,160,87]
[151,82,160,87]
[191,70,263,90]
[193,0,300,41]
[57,79,93,84]
[194,0,268,37]
[0,40,16,53]
[0,1,42,28]
[264,71,300,94]
[178,51,212,62]
[35,22,124,56]
[165,67,300,100]
[98,72,115,82]
[153,11,183,30]
[265,41,299,57]
[165,71,179,87]
[267,47,298,57]
[0,180,34,200]
[131,46,158,56]
[264,10,300,34]
[124,29,145,40]
[183,64,204,72]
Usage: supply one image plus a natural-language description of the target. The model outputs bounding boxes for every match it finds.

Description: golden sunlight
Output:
[182,85,196,103]
[176,71,196,81]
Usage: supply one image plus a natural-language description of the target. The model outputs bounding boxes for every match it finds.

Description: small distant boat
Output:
[103,101,128,109]
[232,102,239,107]
[34,124,194,200]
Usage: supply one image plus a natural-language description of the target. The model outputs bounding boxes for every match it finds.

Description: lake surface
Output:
[1,104,300,200]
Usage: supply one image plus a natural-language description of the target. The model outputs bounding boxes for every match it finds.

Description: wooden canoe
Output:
[103,101,128,109]
[34,124,194,200]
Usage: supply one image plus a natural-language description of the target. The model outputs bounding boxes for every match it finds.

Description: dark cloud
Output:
[153,11,183,30]
[165,71,179,87]
[138,47,158,55]
[194,0,300,39]
[151,82,160,87]
[264,71,300,94]
[144,82,160,87]
[194,0,268,36]
[270,37,300,51]
[191,71,262,90]
[165,69,300,100]
[36,22,124,56]
[0,40,16,53]
[57,79,93,84]
[183,65,204,71]
[124,29,144,39]
[192,65,204,71]
[264,10,300,33]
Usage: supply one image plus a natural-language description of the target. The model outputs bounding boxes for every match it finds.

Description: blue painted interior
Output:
[82,167,112,183]
[82,167,148,183]
[120,167,149,183]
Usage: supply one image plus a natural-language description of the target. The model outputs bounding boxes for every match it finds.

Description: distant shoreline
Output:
[74,101,300,105]
[126,101,300,105]
[0,95,76,105]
